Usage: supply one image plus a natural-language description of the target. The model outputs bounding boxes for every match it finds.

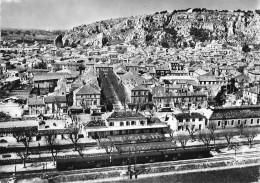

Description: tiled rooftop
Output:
[175,112,206,120]
[210,105,260,120]
[107,111,146,120]
[75,85,100,95]
[44,95,67,103]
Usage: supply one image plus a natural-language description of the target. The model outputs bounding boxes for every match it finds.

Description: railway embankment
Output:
[53,153,260,182]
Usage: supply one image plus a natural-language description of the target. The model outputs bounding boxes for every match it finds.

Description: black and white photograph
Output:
[1,0,260,182]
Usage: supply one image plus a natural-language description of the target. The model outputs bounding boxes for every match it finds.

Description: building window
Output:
[244,120,247,125]
[225,121,227,126]
[251,119,254,124]
[131,121,136,125]
[126,121,130,126]
[179,119,183,123]
[218,121,221,126]
[186,119,190,122]
[199,118,203,121]
[238,120,241,125]
[140,121,145,125]
[231,120,234,126]
[120,122,124,126]
[258,119,260,124]
[192,118,195,122]
[109,122,114,126]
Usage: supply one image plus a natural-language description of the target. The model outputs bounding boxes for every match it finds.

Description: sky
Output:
[1,0,260,30]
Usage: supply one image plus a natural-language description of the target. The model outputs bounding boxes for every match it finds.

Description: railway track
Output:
[2,150,260,180]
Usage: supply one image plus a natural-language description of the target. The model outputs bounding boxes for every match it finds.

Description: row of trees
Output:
[166,123,258,150]
[3,125,83,168]
[87,124,259,164]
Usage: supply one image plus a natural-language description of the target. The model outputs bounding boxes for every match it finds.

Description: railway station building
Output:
[83,110,169,138]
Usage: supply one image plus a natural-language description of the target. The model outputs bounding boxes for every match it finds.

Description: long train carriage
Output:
[56,148,212,171]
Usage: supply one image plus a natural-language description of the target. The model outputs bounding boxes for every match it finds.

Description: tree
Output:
[208,122,217,134]
[242,44,251,53]
[227,78,238,94]
[165,127,175,141]
[34,60,47,69]
[0,111,11,121]
[17,150,30,168]
[44,135,61,165]
[101,106,107,112]
[236,124,247,137]
[136,104,140,113]
[176,132,189,149]
[106,100,114,112]
[12,128,24,142]
[16,130,36,168]
[147,108,156,122]
[222,129,234,148]
[91,131,104,148]
[214,86,227,106]
[187,125,198,142]
[120,95,128,112]
[37,83,40,96]
[100,139,114,163]
[244,129,258,148]
[229,142,240,156]
[67,128,81,151]
[101,139,114,156]
[115,145,123,155]
[207,122,217,146]
[190,27,210,42]
[198,129,212,148]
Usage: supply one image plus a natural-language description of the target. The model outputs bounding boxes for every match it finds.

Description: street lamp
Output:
[127,148,133,179]
[134,153,137,179]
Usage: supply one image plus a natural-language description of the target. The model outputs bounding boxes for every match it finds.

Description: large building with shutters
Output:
[209,105,260,129]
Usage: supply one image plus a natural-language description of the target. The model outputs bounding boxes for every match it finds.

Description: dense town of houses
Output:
[1,37,260,143]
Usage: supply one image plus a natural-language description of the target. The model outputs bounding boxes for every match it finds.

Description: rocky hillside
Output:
[62,9,260,48]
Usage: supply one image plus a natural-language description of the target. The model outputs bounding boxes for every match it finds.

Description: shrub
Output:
[190,27,210,42]
[0,111,11,122]
[0,139,7,143]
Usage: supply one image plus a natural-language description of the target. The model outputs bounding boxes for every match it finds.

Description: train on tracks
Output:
[56,148,212,171]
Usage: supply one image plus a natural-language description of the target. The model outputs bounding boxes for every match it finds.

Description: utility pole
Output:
[128,148,132,179]
[134,153,137,179]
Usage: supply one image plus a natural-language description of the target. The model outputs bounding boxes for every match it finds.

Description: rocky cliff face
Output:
[62,10,260,48]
